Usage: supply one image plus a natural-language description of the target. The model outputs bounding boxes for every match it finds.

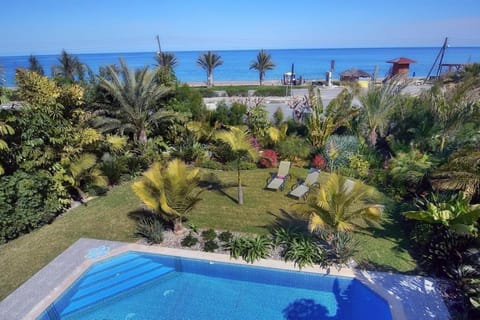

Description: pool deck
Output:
[0,238,450,320]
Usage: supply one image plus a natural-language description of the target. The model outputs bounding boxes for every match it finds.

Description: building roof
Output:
[387,57,416,64]
[340,68,371,78]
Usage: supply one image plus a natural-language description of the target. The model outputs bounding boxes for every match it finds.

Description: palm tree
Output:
[215,126,258,205]
[96,58,173,145]
[249,50,275,85]
[28,55,44,75]
[132,159,203,233]
[51,49,84,82]
[154,52,178,70]
[196,51,223,87]
[292,173,383,232]
[359,80,399,147]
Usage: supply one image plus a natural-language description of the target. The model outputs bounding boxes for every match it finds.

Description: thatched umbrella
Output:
[340,68,371,81]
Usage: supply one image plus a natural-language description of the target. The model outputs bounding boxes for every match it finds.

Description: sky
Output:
[1,0,480,55]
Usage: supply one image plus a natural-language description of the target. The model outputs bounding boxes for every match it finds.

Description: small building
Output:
[387,57,416,78]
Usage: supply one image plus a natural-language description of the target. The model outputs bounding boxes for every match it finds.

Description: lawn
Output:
[0,168,417,301]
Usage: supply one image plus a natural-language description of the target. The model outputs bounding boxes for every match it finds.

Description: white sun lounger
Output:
[288,169,320,199]
[266,161,291,191]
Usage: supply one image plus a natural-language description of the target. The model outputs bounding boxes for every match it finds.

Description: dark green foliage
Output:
[100,153,128,185]
[211,141,237,163]
[226,236,272,263]
[230,102,247,125]
[197,159,224,170]
[201,228,217,241]
[181,232,198,247]
[196,87,217,97]
[0,170,69,243]
[277,135,311,162]
[283,236,324,269]
[136,216,164,244]
[168,85,207,121]
[223,160,257,171]
[272,107,284,127]
[28,55,44,75]
[218,231,233,242]
[210,101,246,126]
[203,239,219,252]
[225,87,249,97]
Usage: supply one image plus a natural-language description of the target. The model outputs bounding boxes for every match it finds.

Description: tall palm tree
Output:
[154,52,178,70]
[51,49,84,82]
[292,173,383,232]
[132,159,203,233]
[96,58,173,145]
[196,51,223,87]
[28,55,44,75]
[215,126,258,205]
[249,49,275,85]
[359,80,399,147]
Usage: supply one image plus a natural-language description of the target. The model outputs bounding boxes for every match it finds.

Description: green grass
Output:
[0,168,417,301]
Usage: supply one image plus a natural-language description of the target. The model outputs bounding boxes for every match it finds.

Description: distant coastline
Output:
[2,47,479,86]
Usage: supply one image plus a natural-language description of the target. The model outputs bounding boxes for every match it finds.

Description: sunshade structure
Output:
[340,68,371,81]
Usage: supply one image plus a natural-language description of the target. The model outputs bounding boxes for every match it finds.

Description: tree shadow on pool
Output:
[282,279,353,320]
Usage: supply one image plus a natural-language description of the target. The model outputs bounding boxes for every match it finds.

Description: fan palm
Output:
[197,51,223,87]
[249,50,275,85]
[215,126,258,205]
[131,159,203,233]
[96,58,173,145]
[51,49,84,82]
[292,173,383,232]
[28,55,44,75]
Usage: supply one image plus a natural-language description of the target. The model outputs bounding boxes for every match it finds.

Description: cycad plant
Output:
[215,126,258,205]
[292,173,383,232]
[131,159,203,233]
[197,51,223,87]
[249,50,275,85]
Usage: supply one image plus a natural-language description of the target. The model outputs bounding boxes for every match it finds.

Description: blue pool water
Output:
[38,252,392,320]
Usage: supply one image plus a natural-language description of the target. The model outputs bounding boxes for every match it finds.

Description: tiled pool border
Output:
[0,238,450,320]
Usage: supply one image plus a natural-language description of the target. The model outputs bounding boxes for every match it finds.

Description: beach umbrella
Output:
[340,68,371,80]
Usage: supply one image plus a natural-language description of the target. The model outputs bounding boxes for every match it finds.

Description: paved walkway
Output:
[0,238,450,320]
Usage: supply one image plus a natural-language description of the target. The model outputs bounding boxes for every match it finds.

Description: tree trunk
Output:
[368,128,377,147]
[208,72,213,87]
[138,129,147,145]
[259,72,264,86]
[439,135,446,152]
[237,159,243,205]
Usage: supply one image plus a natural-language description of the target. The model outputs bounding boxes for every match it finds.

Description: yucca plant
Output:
[131,159,203,233]
[292,173,383,232]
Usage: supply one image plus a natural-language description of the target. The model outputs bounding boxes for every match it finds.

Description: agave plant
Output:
[131,159,203,233]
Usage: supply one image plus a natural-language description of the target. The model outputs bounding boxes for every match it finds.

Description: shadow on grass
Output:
[199,172,239,204]
[265,209,309,234]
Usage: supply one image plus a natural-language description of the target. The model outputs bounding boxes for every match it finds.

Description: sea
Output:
[1,47,480,87]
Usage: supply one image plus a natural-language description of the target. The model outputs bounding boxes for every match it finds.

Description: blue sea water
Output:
[2,47,479,87]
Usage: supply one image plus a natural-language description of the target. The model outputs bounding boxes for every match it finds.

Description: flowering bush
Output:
[311,154,326,170]
[258,149,278,168]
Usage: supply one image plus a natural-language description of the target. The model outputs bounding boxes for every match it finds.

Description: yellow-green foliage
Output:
[16,69,61,107]
[348,154,370,178]
[58,84,85,107]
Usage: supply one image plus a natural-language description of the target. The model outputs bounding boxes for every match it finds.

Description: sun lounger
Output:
[288,169,320,199]
[266,161,291,191]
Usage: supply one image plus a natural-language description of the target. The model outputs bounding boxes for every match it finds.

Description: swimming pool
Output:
[38,251,392,320]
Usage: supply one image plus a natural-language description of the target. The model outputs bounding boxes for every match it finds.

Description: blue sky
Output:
[1,0,480,55]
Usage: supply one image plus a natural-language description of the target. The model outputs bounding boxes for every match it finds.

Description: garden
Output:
[0,51,479,318]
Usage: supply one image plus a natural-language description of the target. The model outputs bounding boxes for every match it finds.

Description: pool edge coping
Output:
[0,238,447,320]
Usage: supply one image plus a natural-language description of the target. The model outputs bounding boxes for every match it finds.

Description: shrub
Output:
[218,231,234,242]
[311,154,326,170]
[223,161,257,171]
[283,236,324,269]
[181,232,199,247]
[136,216,164,244]
[258,149,278,168]
[226,236,272,263]
[272,107,284,127]
[277,135,311,164]
[323,135,359,172]
[203,240,219,252]
[317,230,358,267]
[201,228,217,241]
[197,159,223,170]
[254,86,286,97]
[100,153,128,186]
[0,170,69,243]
